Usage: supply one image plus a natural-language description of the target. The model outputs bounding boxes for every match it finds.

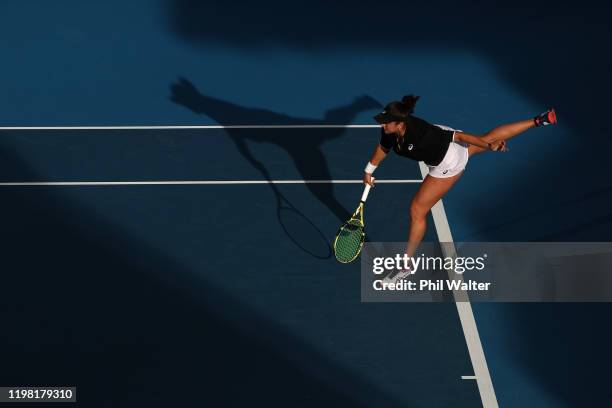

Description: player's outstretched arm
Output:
[363,144,388,186]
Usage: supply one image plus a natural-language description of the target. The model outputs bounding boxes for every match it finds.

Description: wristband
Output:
[364,162,377,174]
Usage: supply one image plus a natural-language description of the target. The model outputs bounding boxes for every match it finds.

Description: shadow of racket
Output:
[271,182,332,260]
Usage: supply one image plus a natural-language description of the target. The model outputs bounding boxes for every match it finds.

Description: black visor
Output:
[374,110,406,124]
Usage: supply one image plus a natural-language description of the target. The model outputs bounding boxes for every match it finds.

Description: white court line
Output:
[461,375,478,380]
[0,124,407,186]
[0,125,379,130]
[0,179,420,186]
[419,162,498,408]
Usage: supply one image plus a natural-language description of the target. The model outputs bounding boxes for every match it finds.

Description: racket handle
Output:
[361,177,374,202]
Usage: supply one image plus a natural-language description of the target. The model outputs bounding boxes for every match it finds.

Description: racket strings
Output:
[334,218,365,263]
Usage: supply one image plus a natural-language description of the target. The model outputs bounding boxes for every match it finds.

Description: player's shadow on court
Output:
[170,78,381,258]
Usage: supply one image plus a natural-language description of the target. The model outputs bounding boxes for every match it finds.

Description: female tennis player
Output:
[364,95,556,283]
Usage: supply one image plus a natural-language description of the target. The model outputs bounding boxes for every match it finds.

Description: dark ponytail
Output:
[401,95,420,114]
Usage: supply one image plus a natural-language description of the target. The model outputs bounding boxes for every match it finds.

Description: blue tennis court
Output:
[1,0,612,406]
[2,126,488,406]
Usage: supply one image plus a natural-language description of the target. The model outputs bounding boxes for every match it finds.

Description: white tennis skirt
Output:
[427,124,469,178]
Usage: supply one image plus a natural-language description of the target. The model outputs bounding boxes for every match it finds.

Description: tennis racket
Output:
[333,180,374,263]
